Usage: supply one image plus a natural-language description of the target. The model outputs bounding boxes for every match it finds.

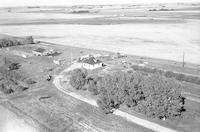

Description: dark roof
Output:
[83,57,102,65]
[34,48,46,53]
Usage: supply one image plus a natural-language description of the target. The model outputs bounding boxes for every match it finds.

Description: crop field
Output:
[0,3,200,64]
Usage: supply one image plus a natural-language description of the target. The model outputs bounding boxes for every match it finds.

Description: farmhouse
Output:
[82,57,104,70]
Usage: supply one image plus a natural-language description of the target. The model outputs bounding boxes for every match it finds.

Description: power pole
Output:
[70,48,72,64]
[182,52,185,68]
[4,57,6,65]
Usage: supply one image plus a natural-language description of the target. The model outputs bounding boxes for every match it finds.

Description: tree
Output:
[97,71,145,114]
[96,74,121,114]
[96,71,185,119]
[124,72,145,108]
[0,82,14,94]
[86,75,101,95]
[138,74,185,119]
[0,38,21,48]
[22,36,34,44]
[69,68,87,90]
[87,79,98,95]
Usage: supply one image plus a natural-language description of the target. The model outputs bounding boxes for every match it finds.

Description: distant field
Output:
[1,23,200,64]
[0,3,200,64]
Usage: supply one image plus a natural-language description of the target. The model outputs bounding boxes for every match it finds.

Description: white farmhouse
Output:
[82,57,104,70]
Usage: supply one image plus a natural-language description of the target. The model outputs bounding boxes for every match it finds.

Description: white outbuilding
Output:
[82,57,104,70]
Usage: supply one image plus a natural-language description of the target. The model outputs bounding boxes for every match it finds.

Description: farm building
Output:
[32,48,46,56]
[32,48,58,56]
[82,57,104,70]
[53,59,65,65]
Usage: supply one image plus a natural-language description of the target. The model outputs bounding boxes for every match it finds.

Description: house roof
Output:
[34,48,46,53]
[83,57,102,65]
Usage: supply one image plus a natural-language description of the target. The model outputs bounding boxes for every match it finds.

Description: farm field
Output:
[0,3,200,64]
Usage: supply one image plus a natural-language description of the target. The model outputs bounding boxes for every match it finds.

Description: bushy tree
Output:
[87,79,98,95]
[69,68,186,119]
[95,71,185,119]
[86,75,101,95]
[0,38,21,48]
[0,83,14,94]
[19,36,34,44]
[97,74,122,114]
[164,71,175,78]
[137,74,185,119]
[8,63,21,70]
[124,72,145,108]
[97,71,145,114]
[69,68,87,90]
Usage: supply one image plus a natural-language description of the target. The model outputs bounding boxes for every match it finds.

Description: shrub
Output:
[25,78,37,84]
[175,73,185,81]
[0,84,14,94]
[8,63,21,70]
[164,71,175,78]
[97,95,120,114]
[71,10,90,14]
[132,65,200,85]
[17,86,29,92]
[69,68,87,90]
[131,65,140,71]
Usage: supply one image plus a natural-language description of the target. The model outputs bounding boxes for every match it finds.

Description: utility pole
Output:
[4,57,6,65]
[70,48,72,64]
[182,52,185,68]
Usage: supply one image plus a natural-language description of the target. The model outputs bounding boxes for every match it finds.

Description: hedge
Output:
[131,65,200,85]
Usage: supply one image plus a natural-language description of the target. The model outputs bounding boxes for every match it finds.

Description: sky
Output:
[0,0,200,7]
